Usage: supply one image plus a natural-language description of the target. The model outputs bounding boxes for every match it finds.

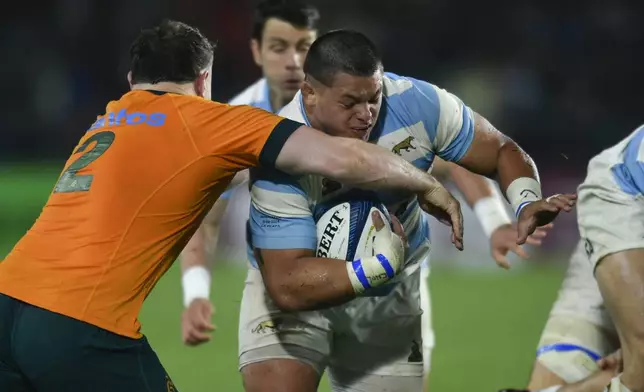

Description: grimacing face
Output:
[251,18,317,102]
[304,69,383,141]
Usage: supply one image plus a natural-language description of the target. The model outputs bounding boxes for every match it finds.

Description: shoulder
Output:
[277,92,307,123]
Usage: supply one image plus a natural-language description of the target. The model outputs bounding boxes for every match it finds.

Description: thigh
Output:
[239,269,331,392]
[595,249,644,386]
[242,358,320,392]
[13,304,176,392]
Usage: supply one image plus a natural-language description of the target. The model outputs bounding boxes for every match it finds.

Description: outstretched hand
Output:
[517,193,577,245]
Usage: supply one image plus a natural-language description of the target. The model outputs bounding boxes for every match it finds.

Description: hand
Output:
[597,349,622,374]
[181,298,216,346]
[517,193,577,245]
[417,186,464,251]
[491,223,553,269]
[371,211,407,274]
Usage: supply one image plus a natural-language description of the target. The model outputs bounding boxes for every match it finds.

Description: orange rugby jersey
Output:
[0,90,301,338]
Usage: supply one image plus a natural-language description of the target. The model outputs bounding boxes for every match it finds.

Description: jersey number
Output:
[54,131,115,193]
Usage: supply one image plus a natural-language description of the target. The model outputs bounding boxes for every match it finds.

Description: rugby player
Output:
[238,30,577,392]
[503,124,644,392]
[0,21,467,391]
[180,0,319,347]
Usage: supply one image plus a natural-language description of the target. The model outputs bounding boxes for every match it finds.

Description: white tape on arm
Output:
[182,266,211,308]
[505,177,542,217]
[473,195,512,238]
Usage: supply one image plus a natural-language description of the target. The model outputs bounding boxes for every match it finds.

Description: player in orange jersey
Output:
[0,20,464,391]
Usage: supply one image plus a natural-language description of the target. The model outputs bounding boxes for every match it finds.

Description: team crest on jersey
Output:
[392,136,417,156]
[252,318,283,334]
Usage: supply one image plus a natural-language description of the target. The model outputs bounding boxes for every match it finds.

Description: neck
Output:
[131,82,197,96]
[268,87,292,112]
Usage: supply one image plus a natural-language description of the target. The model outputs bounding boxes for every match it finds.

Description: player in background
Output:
[502,125,644,392]
[239,30,576,392]
[0,20,468,391]
[180,0,319,345]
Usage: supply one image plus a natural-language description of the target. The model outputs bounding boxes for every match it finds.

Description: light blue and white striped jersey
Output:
[581,124,644,197]
[221,78,275,199]
[247,72,476,284]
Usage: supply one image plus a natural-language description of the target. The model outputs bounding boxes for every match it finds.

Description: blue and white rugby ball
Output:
[313,192,392,261]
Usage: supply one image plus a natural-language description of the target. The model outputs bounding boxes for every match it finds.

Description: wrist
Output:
[505,177,542,217]
[346,254,395,295]
[473,196,512,238]
[182,265,211,308]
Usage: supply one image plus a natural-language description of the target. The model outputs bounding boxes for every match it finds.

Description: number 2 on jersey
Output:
[54,131,115,193]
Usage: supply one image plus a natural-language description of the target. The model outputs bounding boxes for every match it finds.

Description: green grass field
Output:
[0,164,566,391]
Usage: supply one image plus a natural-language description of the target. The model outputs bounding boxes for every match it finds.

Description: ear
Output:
[250,39,262,67]
[301,80,317,106]
[194,70,209,98]
[127,71,133,88]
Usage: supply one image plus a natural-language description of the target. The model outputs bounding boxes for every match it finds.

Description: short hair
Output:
[129,20,215,84]
[303,30,383,87]
[251,0,320,41]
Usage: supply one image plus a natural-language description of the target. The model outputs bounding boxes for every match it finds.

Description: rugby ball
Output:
[313,192,391,261]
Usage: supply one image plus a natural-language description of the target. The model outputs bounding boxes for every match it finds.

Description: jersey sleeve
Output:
[178,97,303,170]
[613,128,644,195]
[408,78,475,162]
[248,168,317,250]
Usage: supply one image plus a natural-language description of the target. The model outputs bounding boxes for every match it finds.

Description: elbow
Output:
[265,279,307,312]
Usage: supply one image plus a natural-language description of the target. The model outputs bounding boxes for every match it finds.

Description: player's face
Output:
[252,18,316,102]
[308,70,383,141]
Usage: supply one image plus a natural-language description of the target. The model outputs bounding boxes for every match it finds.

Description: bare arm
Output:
[275,126,464,248]
[432,157,494,208]
[255,212,405,312]
[275,126,443,193]
[457,112,538,195]
[257,248,356,312]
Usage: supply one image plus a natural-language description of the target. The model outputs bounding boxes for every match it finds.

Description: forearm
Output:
[260,255,356,312]
[448,161,512,237]
[448,162,494,208]
[180,226,211,307]
[458,113,542,216]
[276,126,442,194]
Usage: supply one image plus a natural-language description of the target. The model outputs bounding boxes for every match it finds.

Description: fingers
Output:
[491,249,510,269]
[516,221,532,245]
[524,236,542,246]
[390,215,408,246]
[511,244,530,260]
[450,199,464,251]
[372,210,385,231]
[545,196,573,212]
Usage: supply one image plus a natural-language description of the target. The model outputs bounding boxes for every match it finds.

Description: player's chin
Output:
[348,127,371,140]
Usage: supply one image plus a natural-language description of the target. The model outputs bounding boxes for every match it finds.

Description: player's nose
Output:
[285,50,303,69]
